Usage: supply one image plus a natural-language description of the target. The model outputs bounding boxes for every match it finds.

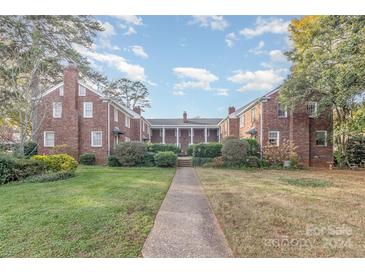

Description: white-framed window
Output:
[79,84,86,96]
[52,102,62,118]
[315,131,327,146]
[268,131,280,146]
[91,131,102,147]
[44,131,55,147]
[125,116,130,128]
[307,102,318,118]
[251,108,256,124]
[277,103,288,118]
[59,86,64,96]
[83,102,93,118]
[114,108,118,122]
[240,114,245,128]
[125,136,131,142]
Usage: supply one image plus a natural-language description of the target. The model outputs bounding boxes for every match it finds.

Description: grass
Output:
[196,168,365,257]
[0,165,175,257]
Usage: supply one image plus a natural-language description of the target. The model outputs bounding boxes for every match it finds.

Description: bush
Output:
[213,156,225,168]
[244,138,260,157]
[24,141,37,158]
[262,139,297,166]
[147,143,181,154]
[20,171,75,184]
[32,154,78,172]
[115,142,147,166]
[187,144,196,156]
[246,156,260,168]
[0,155,45,184]
[192,157,212,167]
[80,153,96,165]
[346,137,365,165]
[154,151,177,167]
[143,152,155,167]
[222,139,248,167]
[107,155,120,167]
[193,142,222,158]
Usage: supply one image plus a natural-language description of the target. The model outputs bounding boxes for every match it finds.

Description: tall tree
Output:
[280,16,365,166]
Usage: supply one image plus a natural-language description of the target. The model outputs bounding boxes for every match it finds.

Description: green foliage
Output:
[346,137,365,165]
[154,151,177,167]
[32,154,78,172]
[282,177,331,188]
[115,142,147,166]
[107,155,120,167]
[193,142,222,158]
[244,138,260,157]
[79,153,96,165]
[221,139,248,167]
[142,152,155,167]
[187,144,196,156]
[23,141,37,158]
[246,156,260,168]
[192,157,213,167]
[213,156,225,168]
[20,171,75,184]
[147,143,181,154]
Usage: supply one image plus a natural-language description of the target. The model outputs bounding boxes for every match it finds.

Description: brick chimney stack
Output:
[228,106,236,114]
[183,111,188,123]
[133,106,141,114]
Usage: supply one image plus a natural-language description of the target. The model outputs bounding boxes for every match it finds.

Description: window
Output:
[114,108,118,122]
[53,102,62,118]
[59,86,64,96]
[44,131,55,147]
[268,131,279,146]
[240,114,245,128]
[125,136,130,142]
[79,84,86,96]
[251,108,256,124]
[125,116,130,128]
[315,131,327,146]
[83,102,93,118]
[277,103,287,118]
[307,102,318,118]
[91,131,102,147]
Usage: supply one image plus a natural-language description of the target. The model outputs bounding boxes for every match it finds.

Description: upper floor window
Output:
[44,131,55,147]
[125,116,130,128]
[114,108,118,122]
[251,108,256,124]
[79,84,86,96]
[83,102,93,118]
[268,131,279,146]
[53,102,62,118]
[91,131,102,147]
[278,103,287,118]
[307,102,318,118]
[240,114,245,128]
[315,131,327,146]
[59,86,64,96]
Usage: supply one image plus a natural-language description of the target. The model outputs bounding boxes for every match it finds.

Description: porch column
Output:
[176,128,179,147]
[204,126,208,143]
[162,127,165,144]
[218,128,221,142]
[190,128,193,145]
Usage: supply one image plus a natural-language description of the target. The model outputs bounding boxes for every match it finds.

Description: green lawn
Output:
[0,166,175,257]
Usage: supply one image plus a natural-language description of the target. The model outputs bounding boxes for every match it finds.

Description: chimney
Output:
[228,106,236,114]
[133,106,141,114]
[183,111,188,123]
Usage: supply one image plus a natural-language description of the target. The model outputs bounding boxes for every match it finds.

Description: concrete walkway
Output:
[142,167,233,258]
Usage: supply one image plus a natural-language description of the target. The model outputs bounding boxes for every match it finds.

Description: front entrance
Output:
[179,129,190,154]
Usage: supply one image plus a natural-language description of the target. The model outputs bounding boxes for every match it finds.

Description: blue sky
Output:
[77,16,299,118]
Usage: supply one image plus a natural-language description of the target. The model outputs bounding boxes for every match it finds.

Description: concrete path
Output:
[142,167,233,258]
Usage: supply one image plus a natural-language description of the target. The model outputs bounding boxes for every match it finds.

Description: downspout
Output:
[260,102,263,159]
[140,119,142,142]
[107,102,110,156]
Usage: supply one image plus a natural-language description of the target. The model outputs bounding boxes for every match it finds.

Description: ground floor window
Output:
[91,131,102,147]
[125,136,131,142]
[44,131,55,147]
[268,131,279,146]
[315,130,327,146]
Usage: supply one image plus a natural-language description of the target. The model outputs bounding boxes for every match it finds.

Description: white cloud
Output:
[172,90,186,96]
[189,16,229,31]
[130,45,149,59]
[240,17,290,38]
[249,40,265,55]
[227,69,285,92]
[97,21,120,50]
[269,49,287,63]
[215,88,229,96]
[225,33,238,48]
[173,67,219,91]
[74,45,146,81]
[114,15,143,26]
[124,26,137,36]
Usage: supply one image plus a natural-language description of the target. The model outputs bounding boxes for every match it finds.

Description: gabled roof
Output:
[148,118,222,127]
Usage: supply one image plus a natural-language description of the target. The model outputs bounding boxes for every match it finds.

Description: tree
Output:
[106,78,151,110]
[0,16,105,155]
[280,16,365,166]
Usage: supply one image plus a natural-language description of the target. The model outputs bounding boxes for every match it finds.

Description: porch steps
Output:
[177,157,192,167]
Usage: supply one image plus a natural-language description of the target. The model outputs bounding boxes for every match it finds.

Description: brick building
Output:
[36,63,151,164]
[219,88,333,168]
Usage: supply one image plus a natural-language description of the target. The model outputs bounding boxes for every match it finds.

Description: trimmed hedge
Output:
[154,151,177,167]
[32,154,78,172]
[143,152,155,167]
[222,139,248,166]
[187,144,196,156]
[20,171,75,184]
[244,138,260,157]
[193,142,222,158]
[115,142,147,166]
[107,155,120,167]
[192,157,212,167]
[147,143,181,154]
[80,153,96,165]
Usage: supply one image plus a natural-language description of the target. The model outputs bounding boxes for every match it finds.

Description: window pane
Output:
[79,85,86,96]
[315,131,326,146]
[278,103,287,117]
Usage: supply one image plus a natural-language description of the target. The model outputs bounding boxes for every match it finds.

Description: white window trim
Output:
[44,131,55,147]
[83,102,93,118]
[125,136,131,142]
[79,84,86,96]
[268,131,280,146]
[240,114,245,128]
[125,116,130,128]
[91,131,102,147]
[53,102,62,118]
[114,108,118,122]
[315,130,328,147]
[308,102,318,118]
[277,103,288,118]
[59,86,64,96]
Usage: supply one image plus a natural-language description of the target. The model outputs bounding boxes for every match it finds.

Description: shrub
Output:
[20,171,75,184]
[193,143,222,158]
[147,143,181,154]
[221,139,248,166]
[32,154,78,172]
[80,153,96,165]
[187,144,196,156]
[115,142,147,166]
[213,156,225,168]
[244,138,260,157]
[24,141,37,158]
[154,151,177,167]
[108,155,120,167]
[50,144,77,157]
[346,137,365,165]
[262,139,297,166]
[192,157,212,167]
[143,152,155,167]
[246,156,260,168]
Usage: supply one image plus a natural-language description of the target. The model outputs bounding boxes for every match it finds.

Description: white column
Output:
[190,128,193,145]
[204,127,208,143]
[162,127,165,144]
[218,128,221,142]
[176,128,179,147]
